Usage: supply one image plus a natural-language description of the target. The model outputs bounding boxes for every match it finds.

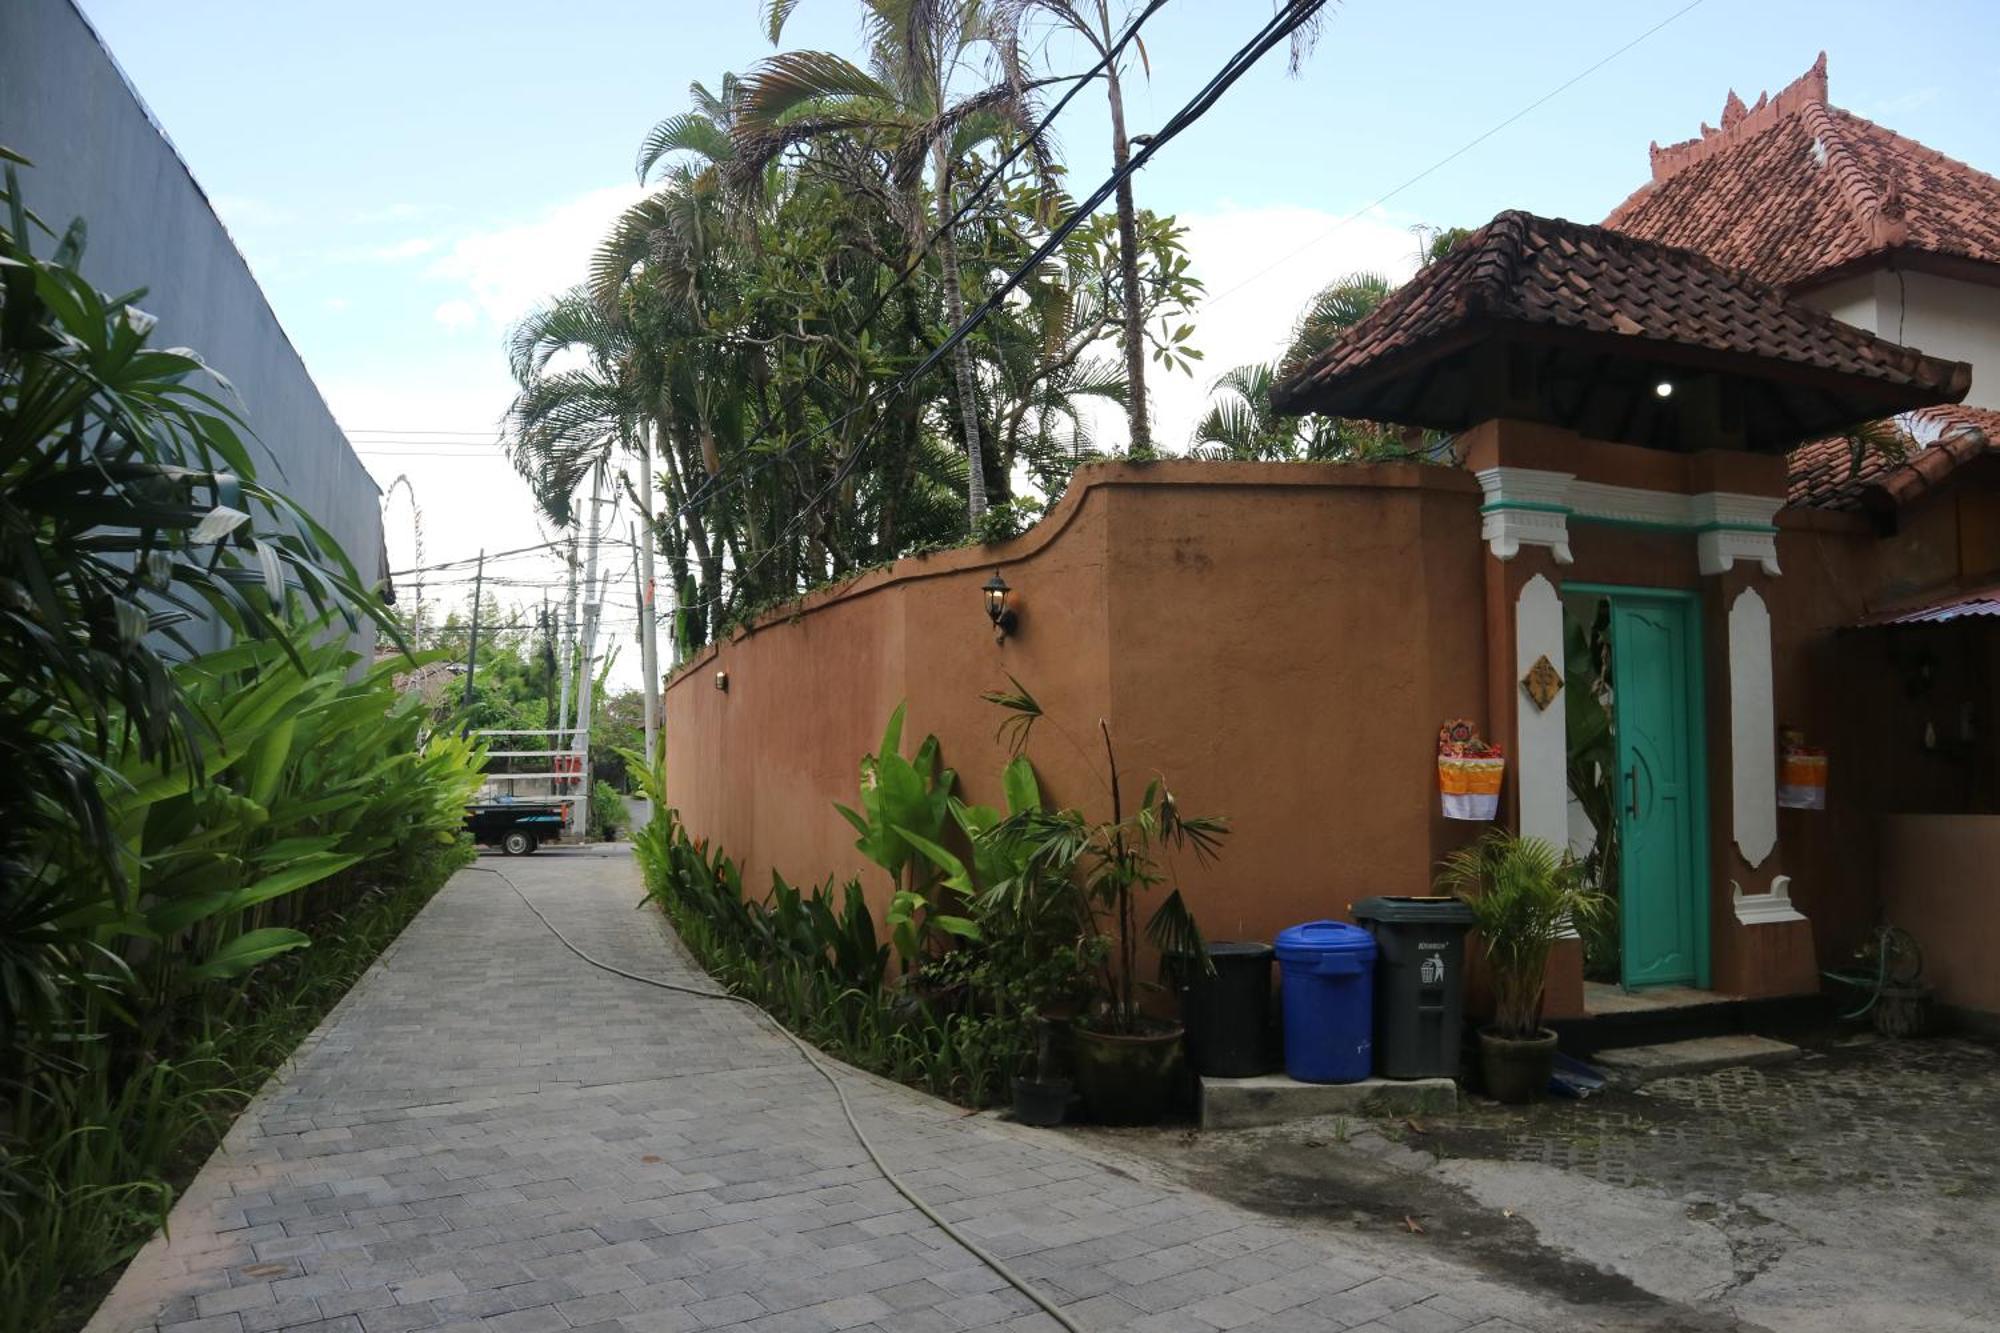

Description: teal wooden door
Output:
[1609,595,1706,988]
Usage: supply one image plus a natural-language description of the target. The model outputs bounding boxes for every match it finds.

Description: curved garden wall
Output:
[664,460,1492,947]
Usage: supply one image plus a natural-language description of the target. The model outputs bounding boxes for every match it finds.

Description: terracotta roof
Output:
[1605,54,2000,290]
[1268,210,1971,449]
[1787,405,2000,511]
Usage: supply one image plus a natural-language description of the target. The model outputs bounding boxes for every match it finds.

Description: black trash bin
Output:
[1179,942,1274,1078]
[1351,897,1476,1079]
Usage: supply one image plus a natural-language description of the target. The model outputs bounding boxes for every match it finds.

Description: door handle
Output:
[1626,766,1639,818]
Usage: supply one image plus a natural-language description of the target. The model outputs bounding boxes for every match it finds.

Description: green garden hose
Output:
[468,863,1087,1333]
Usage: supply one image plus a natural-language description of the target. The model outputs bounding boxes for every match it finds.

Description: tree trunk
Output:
[933,142,989,523]
[1100,6,1151,455]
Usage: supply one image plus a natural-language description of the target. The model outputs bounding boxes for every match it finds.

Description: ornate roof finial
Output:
[1872,173,1910,248]
[1722,90,1748,129]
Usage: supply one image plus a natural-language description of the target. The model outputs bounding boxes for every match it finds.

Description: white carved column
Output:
[1727,585,1804,924]
[1515,574,1568,850]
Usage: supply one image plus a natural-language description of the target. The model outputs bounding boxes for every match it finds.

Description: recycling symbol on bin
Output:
[1420,954,1445,985]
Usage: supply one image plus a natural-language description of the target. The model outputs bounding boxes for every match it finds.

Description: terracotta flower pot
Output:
[1479,1028,1557,1104]
[1071,1020,1183,1124]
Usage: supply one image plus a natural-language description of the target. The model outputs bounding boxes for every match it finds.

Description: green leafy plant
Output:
[982,677,1226,1036]
[834,703,978,969]
[1564,601,1621,981]
[0,157,482,1330]
[1437,831,1608,1039]
[591,778,624,839]
[0,154,393,925]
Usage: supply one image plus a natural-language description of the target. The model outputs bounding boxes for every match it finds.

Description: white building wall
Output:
[1802,269,2000,410]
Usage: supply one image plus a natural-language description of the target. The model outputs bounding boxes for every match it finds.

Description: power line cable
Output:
[413,4,1173,593]
[677,0,1330,620]
[1204,0,1709,310]
[640,0,1176,534]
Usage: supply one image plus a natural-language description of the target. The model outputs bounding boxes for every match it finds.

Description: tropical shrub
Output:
[0,621,484,1332]
[0,156,388,914]
[982,679,1226,1036]
[0,158,485,1331]
[1437,831,1609,1039]
[591,779,624,839]
[834,704,978,970]
[631,684,1226,1104]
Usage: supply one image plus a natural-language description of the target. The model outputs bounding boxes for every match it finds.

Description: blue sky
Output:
[76,0,2000,680]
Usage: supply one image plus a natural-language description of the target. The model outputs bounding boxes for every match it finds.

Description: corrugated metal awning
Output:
[1857,586,2000,627]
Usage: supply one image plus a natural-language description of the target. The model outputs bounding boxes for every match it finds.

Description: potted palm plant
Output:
[987,680,1227,1125]
[1437,831,1606,1104]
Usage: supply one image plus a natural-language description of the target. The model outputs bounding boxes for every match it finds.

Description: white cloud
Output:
[372,236,439,260]
[348,202,435,225]
[209,193,292,229]
[324,296,350,312]
[424,183,650,331]
[1143,204,1428,450]
[432,299,480,331]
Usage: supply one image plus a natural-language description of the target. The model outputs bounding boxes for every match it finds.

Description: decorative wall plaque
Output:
[1522,654,1564,711]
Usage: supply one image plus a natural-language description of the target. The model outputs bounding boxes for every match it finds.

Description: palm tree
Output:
[998,1,1158,454]
[734,0,1046,525]
[1192,271,1404,461]
[506,287,674,762]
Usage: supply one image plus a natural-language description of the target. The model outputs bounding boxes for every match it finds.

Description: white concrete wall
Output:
[1803,269,2000,410]
[0,0,384,651]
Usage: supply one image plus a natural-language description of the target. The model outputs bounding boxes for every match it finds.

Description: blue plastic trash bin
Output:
[1274,920,1377,1083]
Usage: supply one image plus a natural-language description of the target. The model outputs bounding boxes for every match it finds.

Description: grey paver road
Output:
[89,847,1579,1333]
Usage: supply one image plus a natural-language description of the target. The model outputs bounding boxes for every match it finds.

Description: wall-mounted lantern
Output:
[714,670,729,693]
[982,571,1017,642]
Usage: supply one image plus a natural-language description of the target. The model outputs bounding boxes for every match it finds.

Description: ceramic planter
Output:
[1479,1028,1557,1104]
[1071,1020,1183,1124]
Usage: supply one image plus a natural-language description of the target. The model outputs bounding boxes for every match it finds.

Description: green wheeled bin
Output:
[1351,896,1476,1079]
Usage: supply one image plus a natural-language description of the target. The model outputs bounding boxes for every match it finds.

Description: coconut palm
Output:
[1192,270,1405,461]
[734,0,1050,524]
[997,1,1170,454]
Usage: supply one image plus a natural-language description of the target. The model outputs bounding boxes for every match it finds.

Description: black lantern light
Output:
[982,571,1016,641]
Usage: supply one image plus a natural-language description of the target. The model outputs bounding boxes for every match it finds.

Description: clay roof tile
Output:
[1605,55,2000,289]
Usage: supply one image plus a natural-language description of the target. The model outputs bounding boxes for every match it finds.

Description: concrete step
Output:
[1592,1033,1801,1084]
[1199,1073,1457,1130]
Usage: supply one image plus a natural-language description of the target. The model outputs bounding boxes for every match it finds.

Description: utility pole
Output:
[572,467,607,783]
[460,548,485,714]
[636,440,662,778]
[631,518,658,784]
[556,531,578,742]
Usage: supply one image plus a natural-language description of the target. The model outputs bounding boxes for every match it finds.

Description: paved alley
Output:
[92,849,1598,1333]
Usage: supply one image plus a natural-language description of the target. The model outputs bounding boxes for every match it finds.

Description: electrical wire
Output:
[1202,0,1709,310]
[674,0,1330,621]
[470,861,1087,1333]
[625,0,1179,539]
[401,3,1317,614]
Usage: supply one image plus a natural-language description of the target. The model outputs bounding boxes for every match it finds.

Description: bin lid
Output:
[1206,941,1275,960]
[1274,920,1375,964]
[1351,895,1476,926]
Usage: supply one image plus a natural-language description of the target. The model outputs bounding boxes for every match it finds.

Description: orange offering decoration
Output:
[1779,743,1827,810]
[1438,719,1505,821]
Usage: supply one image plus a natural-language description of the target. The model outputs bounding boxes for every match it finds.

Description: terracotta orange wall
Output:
[1772,479,2000,972]
[662,461,1492,949]
[1878,815,2000,1022]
